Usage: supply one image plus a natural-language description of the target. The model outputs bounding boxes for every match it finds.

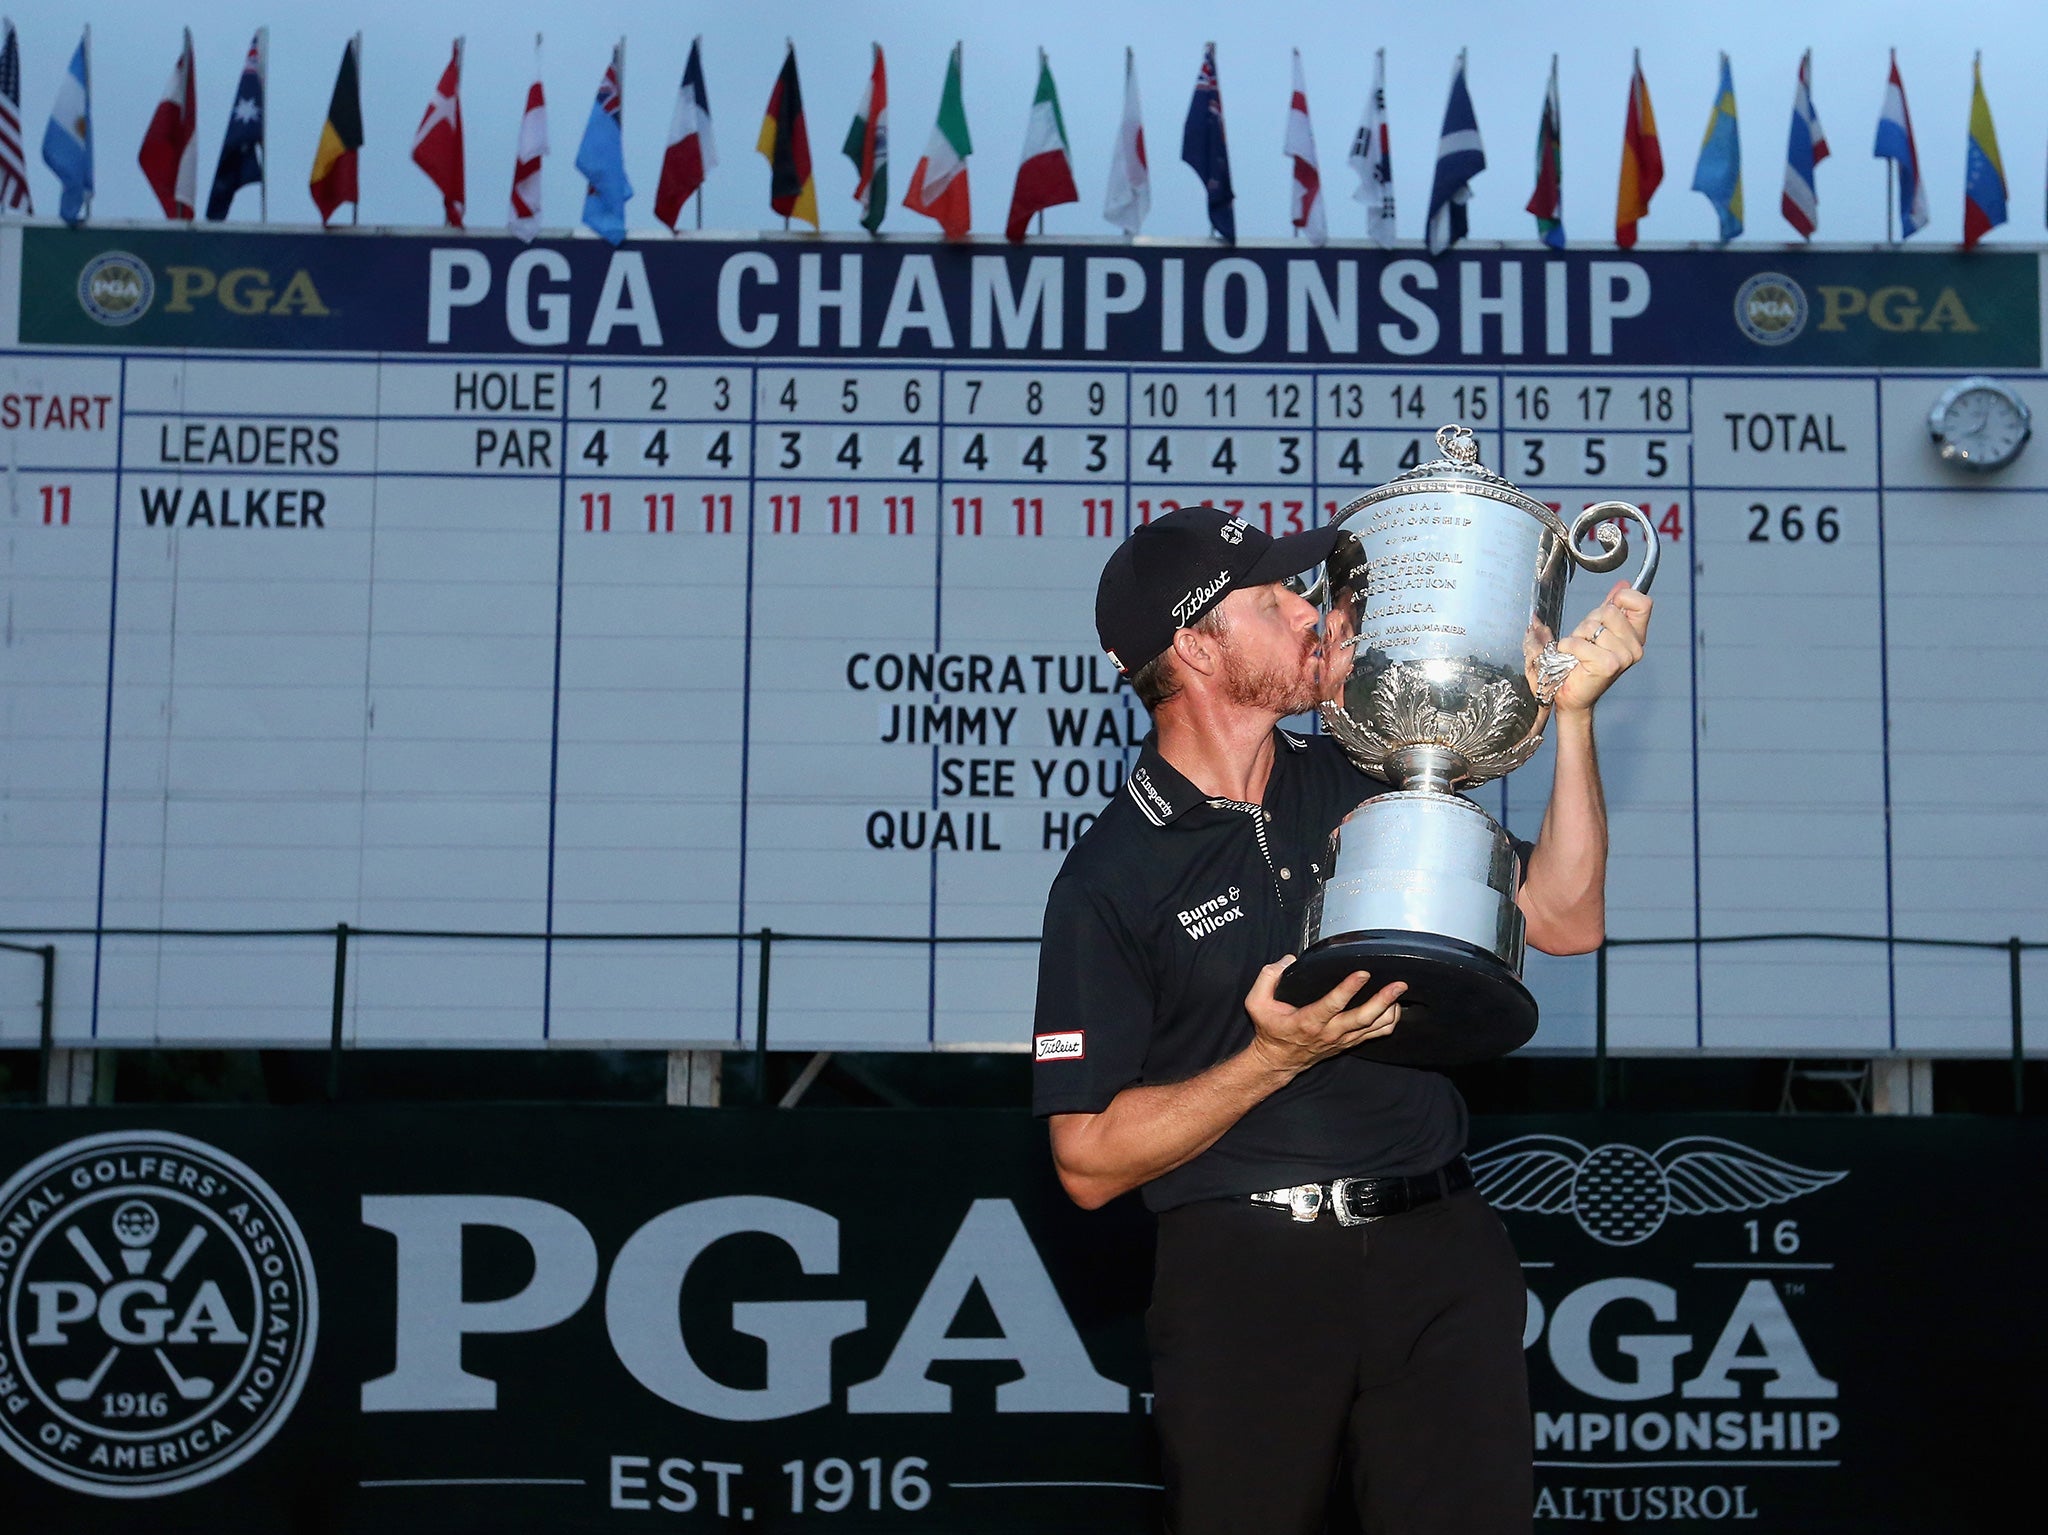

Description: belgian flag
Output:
[310,35,363,224]
[756,44,817,228]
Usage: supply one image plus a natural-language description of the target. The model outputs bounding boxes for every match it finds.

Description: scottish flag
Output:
[576,45,632,245]
[41,31,91,224]
[1426,51,1484,255]
[1691,53,1743,242]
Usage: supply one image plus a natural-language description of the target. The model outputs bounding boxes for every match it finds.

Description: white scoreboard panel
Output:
[2,227,2044,1054]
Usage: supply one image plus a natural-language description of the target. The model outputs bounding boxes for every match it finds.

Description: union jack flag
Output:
[0,20,31,212]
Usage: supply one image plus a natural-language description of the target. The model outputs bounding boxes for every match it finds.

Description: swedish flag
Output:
[1691,53,1742,242]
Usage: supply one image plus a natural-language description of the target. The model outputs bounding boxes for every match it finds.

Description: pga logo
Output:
[0,1131,317,1498]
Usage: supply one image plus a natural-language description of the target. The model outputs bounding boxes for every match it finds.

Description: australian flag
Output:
[1426,51,1486,255]
[207,31,264,220]
[1180,43,1233,243]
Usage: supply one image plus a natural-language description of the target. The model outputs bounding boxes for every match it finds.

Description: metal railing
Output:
[2,926,2039,1111]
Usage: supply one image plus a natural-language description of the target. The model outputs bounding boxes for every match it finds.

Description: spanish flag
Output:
[1615,49,1661,248]
[310,34,363,224]
[757,44,817,228]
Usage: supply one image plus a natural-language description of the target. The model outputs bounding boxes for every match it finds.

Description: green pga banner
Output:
[0,1109,2039,1533]
[8,224,2040,368]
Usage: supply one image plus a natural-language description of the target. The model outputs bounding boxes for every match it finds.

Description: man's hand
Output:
[1243,959,1406,1077]
[1550,580,1653,715]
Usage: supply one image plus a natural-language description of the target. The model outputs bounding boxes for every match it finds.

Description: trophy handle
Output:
[1533,502,1661,703]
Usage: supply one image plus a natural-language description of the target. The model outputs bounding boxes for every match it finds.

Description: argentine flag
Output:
[41,30,92,224]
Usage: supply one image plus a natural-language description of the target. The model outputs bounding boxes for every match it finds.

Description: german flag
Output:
[310,35,363,224]
[756,44,817,228]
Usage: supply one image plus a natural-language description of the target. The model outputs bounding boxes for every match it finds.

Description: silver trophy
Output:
[1276,425,1659,1066]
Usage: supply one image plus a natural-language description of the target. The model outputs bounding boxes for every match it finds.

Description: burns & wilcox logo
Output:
[0,1131,317,1498]
[76,253,156,327]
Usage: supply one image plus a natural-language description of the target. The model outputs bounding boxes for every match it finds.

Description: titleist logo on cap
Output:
[1172,568,1233,626]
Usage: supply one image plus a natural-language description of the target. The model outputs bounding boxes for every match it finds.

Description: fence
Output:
[2,926,2039,1111]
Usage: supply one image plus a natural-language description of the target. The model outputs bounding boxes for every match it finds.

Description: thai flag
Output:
[1780,49,1827,238]
[1872,51,1926,239]
[1427,51,1485,256]
[41,29,92,224]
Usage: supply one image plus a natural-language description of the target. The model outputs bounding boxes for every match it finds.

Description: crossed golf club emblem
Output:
[47,1199,218,1408]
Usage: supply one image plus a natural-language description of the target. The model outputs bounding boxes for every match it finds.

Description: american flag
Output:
[0,20,31,212]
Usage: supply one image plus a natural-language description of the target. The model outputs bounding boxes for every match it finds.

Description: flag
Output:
[576,40,631,245]
[1615,50,1662,248]
[842,43,886,233]
[508,42,546,240]
[904,42,971,239]
[1873,50,1926,239]
[206,29,265,221]
[1007,48,1077,241]
[1282,49,1326,246]
[1691,51,1742,242]
[1780,48,1827,238]
[758,43,818,229]
[1181,42,1233,242]
[41,29,91,224]
[1348,47,1393,245]
[309,35,362,225]
[1426,50,1484,256]
[655,36,716,230]
[411,38,464,227]
[1963,55,2006,249]
[1103,46,1148,235]
[138,28,196,219]
[0,18,28,213]
[1526,53,1564,248]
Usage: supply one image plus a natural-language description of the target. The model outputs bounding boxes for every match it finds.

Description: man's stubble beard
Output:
[1219,629,1323,716]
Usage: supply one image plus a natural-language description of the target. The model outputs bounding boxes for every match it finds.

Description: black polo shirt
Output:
[1033,728,1517,1212]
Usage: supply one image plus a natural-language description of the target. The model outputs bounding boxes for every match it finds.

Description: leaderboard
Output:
[2,227,2044,1058]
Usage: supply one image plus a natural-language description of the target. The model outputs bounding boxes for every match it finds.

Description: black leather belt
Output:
[1248,1156,1474,1226]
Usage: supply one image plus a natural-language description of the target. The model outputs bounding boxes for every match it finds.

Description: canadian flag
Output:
[1283,49,1325,245]
[509,42,547,240]
[412,38,465,227]
[138,28,198,219]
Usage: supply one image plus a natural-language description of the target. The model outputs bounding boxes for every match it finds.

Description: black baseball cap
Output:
[1095,505,1340,674]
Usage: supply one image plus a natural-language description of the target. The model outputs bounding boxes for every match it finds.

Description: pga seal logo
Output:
[1733,272,1808,347]
[0,1130,318,1498]
[76,253,157,327]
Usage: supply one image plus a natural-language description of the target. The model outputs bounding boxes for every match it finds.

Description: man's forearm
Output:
[1522,707,1609,953]
[1050,1044,1296,1209]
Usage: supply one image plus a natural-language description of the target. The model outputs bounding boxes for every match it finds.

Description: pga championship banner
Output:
[0,1109,2039,1533]
[5,225,2048,1058]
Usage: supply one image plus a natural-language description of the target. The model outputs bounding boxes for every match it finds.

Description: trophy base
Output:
[1275,931,1538,1068]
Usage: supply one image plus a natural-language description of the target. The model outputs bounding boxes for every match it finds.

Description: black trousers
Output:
[1147,1186,1532,1535]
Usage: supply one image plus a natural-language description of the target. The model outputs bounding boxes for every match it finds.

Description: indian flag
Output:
[843,43,886,232]
[1005,48,1077,241]
[904,42,971,239]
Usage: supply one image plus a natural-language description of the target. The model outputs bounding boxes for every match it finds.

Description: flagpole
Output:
[350,32,361,226]
[81,23,92,222]
[257,26,269,223]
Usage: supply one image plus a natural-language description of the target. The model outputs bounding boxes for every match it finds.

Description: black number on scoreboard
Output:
[1143,381,1178,418]
[1277,436,1302,475]
[1147,436,1173,473]
[1390,383,1424,419]
[1328,382,1365,420]
[837,432,863,471]
[1398,438,1423,470]
[779,379,799,411]
[897,435,925,473]
[1026,381,1044,416]
[705,429,734,469]
[1748,502,1840,544]
[1582,438,1607,476]
[1021,435,1049,474]
[779,430,803,470]
[964,379,983,413]
[1266,382,1302,419]
[1087,381,1107,417]
[904,378,923,412]
[1452,384,1489,421]
[1085,433,1109,473]
[650,376,669,411]
[1646,439,1670,478]
[712,375,732,412]
[841,379,861,414]
[582,429,609,467]
[1337,438,1364,476]
[1210,437,1237,475]
[1205,382,1237,418]
[1638,385,1676,422]
[963,433,989,471]
[643,428,669,467]
[1520,438,1545,477]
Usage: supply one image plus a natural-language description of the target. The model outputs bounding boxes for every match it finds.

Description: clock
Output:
[1928,376,2031,471]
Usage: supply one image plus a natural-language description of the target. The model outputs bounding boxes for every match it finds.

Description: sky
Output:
[7,0,2047,247]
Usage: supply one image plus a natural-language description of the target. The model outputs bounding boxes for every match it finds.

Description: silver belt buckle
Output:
[1328,1177,1371,1227]
[1285,1183,1325,1222]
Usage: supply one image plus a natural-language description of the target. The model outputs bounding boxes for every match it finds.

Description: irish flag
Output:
[904,42,970,239]
[1006,48,1077,241]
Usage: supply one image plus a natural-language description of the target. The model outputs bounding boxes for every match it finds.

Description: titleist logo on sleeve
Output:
[1034,1031,1086,1061]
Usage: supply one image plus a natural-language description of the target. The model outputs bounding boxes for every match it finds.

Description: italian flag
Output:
[904,42,971,239]
[1005,49,1078,241]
